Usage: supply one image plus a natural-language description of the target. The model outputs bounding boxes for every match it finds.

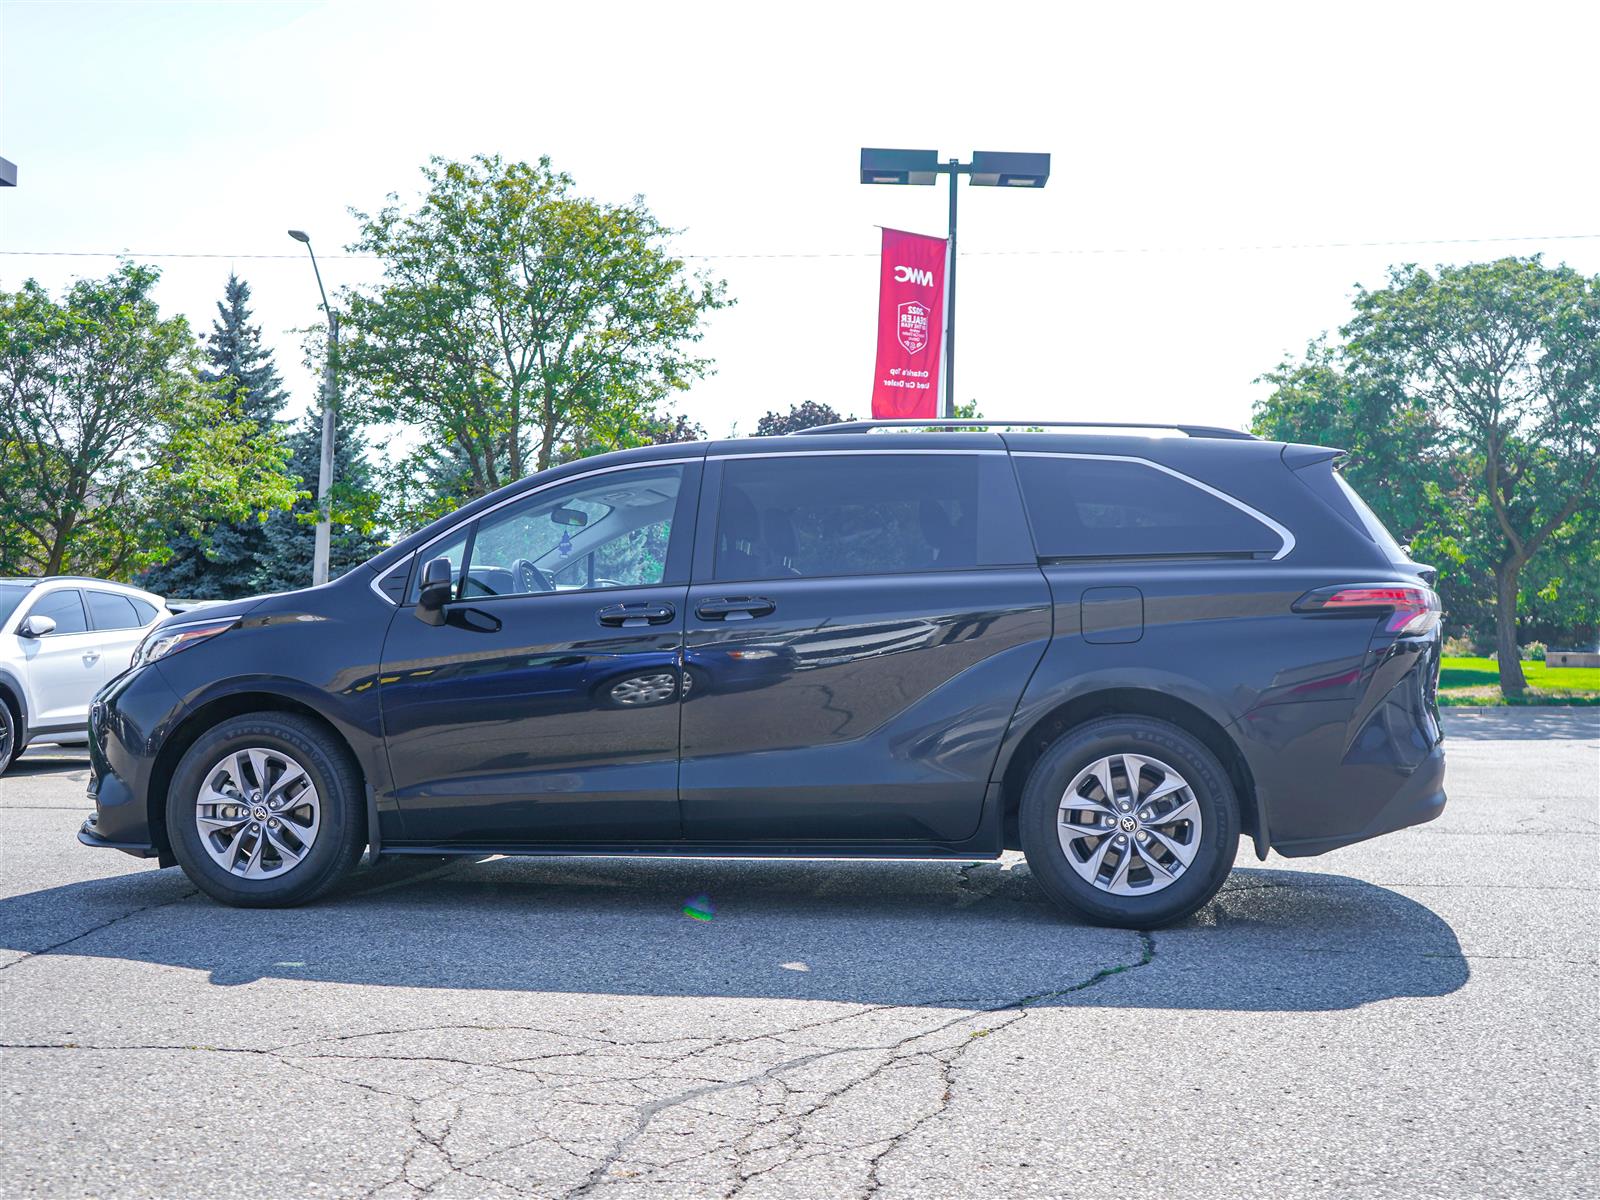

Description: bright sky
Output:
[3,0,1598,448]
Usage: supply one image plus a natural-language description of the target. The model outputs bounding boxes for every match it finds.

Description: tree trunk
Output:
[1494,560,1528,696]
[44,511,73,575]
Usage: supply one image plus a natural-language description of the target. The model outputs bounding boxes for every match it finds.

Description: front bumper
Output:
[79,664,185,863]
[78,813,160,857]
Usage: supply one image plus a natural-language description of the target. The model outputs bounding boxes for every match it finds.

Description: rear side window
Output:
[86,591,143,630]
[130,598,158,625]
[715,454,982,581]
[1014,455,1282,559]
[1333,474,1410,563]
[1290,460,1412,564]
[26,589,88,635]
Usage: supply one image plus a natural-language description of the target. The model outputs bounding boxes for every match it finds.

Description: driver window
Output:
[460,464,685,599]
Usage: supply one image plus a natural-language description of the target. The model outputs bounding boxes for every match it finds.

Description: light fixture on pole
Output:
[288,229,338,587]
[860,148,1050,416]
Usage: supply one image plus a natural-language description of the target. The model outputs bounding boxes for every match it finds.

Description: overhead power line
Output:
[1,232,1599,264]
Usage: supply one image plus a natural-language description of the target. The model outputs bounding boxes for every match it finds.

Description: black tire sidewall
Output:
[1020,717,1237,928]
[0,701,14,774]
[166,714,363,907]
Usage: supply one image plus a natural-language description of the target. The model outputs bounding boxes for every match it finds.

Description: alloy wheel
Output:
[609,672,679,706]
[1056,752,1203,896]
[193,747,321,879]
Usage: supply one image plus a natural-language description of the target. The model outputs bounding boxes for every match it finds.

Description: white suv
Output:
[0,577,172,773]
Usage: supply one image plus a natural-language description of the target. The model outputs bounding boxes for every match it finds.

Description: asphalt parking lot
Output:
[1,709,1595,1199]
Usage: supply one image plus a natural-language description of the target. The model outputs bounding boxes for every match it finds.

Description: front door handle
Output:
[596,602,676,628]
[695,596,777,622]
[82,651,100,664]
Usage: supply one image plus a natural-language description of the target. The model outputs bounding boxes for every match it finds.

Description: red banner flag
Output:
[871,227,946,418]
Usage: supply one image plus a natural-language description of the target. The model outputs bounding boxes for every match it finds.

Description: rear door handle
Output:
[695,596,776,621]
[82,651,100,664]
[596,602,676,628]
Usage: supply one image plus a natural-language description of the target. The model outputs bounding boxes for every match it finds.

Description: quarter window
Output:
[714,455,981,581]
[26,589,88,635]
[1014,456,1282,558]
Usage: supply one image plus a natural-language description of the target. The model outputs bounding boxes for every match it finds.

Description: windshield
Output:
[0,584,30,628]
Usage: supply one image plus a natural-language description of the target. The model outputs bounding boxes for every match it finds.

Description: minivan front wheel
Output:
[1020,716,1237,929]
[166,713,365,907]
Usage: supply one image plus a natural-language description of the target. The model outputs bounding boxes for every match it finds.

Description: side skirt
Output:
[380,842,1006,862]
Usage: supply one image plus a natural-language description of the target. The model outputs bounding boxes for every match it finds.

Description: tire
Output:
[166,712,365,908]
[1020,716,1238,929]
[0,698,16,775]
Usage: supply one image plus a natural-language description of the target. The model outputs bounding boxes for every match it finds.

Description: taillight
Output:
[1292,584,1441,635]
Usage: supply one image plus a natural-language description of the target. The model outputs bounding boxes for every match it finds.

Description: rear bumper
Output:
[1235,632,1447,856]
[1271,742,1446,857]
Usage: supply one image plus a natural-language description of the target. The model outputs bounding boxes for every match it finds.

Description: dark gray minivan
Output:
[81,419,1444,929]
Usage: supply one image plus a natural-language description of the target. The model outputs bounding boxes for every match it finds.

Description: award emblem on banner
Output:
[871,228,947,418]
[896,301,930,354]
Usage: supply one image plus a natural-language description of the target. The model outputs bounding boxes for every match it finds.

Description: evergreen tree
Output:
[253,412,385,593]
[140,274,289,598]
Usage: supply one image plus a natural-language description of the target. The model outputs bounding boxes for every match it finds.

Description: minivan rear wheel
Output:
[1020,716,1237,929]
[166,713,365,908]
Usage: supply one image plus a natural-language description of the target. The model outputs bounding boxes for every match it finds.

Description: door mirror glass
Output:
[415,556,455,625]
[18,614,57,638]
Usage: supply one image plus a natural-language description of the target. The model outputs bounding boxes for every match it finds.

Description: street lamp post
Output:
[287,229,337,587]
[860,148,1051,417]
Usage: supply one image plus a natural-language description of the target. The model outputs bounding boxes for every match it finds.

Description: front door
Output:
[379,460,701,845]
[679,450,1052,843]
[17,588,105,727]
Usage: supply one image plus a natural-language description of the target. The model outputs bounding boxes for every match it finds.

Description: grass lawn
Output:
[1438,655,1600,706]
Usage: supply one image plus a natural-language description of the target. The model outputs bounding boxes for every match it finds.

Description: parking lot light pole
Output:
[287,229,337,587]
[860,149,1051,417]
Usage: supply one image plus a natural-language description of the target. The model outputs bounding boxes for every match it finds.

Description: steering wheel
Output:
[512,558,555,595]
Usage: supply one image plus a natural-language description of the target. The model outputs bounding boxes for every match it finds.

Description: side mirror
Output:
[414,556,455,626]
[18,614,56,639]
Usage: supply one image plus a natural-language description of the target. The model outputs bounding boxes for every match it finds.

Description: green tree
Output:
[1255,258,1600,691]
[142,274,292,598]
[0,265,296,578]
[1347,259,1599,693]
[754,401,853,435]
[341,155,729,501]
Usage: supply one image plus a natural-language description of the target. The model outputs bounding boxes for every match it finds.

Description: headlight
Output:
[134,618,238,667]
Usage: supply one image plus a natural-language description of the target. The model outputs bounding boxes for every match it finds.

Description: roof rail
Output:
[792,419,1257,441]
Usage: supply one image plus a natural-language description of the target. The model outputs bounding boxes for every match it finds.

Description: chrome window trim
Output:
[368,562,411,606]
[372,459,699,606]
[1010,451,1296,561]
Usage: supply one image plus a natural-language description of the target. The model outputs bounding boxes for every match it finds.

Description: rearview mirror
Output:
[414,556,455,626]
[18,614,56,639]
[551,506,589,527]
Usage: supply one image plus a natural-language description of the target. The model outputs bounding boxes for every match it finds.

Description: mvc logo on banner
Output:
[871,228,946,418]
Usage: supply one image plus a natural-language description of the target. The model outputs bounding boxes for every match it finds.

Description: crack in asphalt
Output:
[0,865,1161,1198]
[0,886,199,973]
